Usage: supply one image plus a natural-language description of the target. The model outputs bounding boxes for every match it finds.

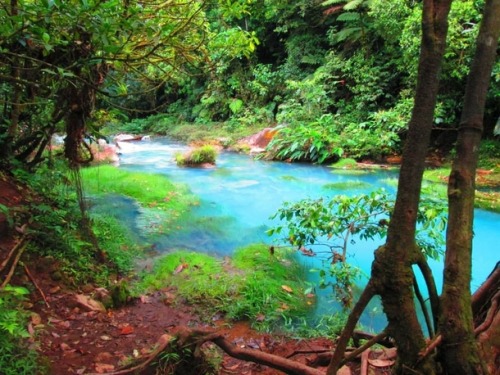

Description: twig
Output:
[0,235,26,273]
[23,264,50,308]
[413,273,434,337]
[417,335,442,363]
[0,239,28,289]
[340,329,388,367]
[85,334,174,375]
[286,348,332,358]
[327,281,376,374]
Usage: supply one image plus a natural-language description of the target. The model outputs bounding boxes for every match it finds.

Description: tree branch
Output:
[326,281,376,375]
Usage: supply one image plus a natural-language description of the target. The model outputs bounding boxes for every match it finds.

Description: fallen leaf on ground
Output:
[95,352,114,362]
[281,285,293,293]
[120,325,134,335]
[28,323,35,336]
[31,312,42,325]
[49,286,61,294]
[368,358,395,367]
[94,363,115,374]
[255,313,266,322]
[60,343,72,351]
[173,263,189,274]
[224,364,240,371]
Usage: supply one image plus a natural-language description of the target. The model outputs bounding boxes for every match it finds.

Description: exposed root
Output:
[0,235,28,289]
[24,264,50,308]
[85,334,175,375]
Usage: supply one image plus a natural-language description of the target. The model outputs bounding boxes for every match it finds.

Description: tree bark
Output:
[367,1,452,373]
[326,281,376,374]
[439,0,500,374]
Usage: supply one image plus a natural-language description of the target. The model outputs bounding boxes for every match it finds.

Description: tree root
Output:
[83,263,498,375]
[0,235,28,289]
[418,263,500,364]
[85,334,175,375]
[83,325,395,375]
[24,264,50,308]
[474,290,499,336]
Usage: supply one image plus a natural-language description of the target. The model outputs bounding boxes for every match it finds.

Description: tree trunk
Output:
[370,0,452,373]
[439,0,500,374]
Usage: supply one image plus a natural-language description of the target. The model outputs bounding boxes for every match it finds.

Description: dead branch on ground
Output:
[23,264,50,308]
[0,235,28,289]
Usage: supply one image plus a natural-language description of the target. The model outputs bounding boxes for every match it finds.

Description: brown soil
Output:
[0,174,391,375]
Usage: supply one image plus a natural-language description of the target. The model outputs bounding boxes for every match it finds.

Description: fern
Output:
[343,0,365,11]
[229,98,244,114]
[337,11,361,22]
[321,0,346,6]
[334,27,363,43]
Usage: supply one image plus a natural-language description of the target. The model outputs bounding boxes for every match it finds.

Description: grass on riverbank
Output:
[422,167,500,212]
[137,244,313,332]
[81,165,199,214]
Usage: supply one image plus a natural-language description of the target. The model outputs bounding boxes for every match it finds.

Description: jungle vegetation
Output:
[0,1,499,374]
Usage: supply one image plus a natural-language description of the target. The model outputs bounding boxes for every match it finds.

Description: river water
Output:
[112,137,499,330]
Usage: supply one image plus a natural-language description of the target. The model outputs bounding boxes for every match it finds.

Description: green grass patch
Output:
[423,167,450,184]
[383,168,500,212]
[279,175,300,182]
[175,145,217,166]
[81,165,198,213]
[330,158,358,169]
[90,214,141,274]
[322,181,371,191]
[136,244,313,331]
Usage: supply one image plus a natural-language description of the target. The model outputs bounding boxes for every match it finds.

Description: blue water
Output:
[114,138,499,330]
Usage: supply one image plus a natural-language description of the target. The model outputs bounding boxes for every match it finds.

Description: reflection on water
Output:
[109,137,498,330]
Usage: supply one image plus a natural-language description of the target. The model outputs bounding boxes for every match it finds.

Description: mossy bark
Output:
[439,0,500,373]
[367,1,452,373]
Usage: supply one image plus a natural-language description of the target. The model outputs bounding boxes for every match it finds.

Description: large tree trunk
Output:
[439,1,500,374]
[327,1,453,374]
[369,0,452,373]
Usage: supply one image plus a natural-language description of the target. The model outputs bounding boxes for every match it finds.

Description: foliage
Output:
[330,158,359,169]
[175,145,217,166]
[81,165,197,213]
[0,285,41,375]
[137,245,311,331]
[11,161,142,285]
[478,139,500,170]
[0,0,211,168]
[268,189,448,303]
[266,115,343,163]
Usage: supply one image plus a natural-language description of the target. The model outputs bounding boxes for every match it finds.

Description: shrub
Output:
[0,286,41,375]
[176,145,217,166]
[266,114,343,163]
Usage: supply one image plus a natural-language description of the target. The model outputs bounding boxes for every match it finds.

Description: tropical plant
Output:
[266,115,343,163]
[0,285,40,375]
[268,189,448,307]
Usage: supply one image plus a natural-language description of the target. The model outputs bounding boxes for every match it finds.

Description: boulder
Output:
[238,127,278,154]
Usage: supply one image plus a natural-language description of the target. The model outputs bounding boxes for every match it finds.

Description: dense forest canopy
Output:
[1,0,498,168]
